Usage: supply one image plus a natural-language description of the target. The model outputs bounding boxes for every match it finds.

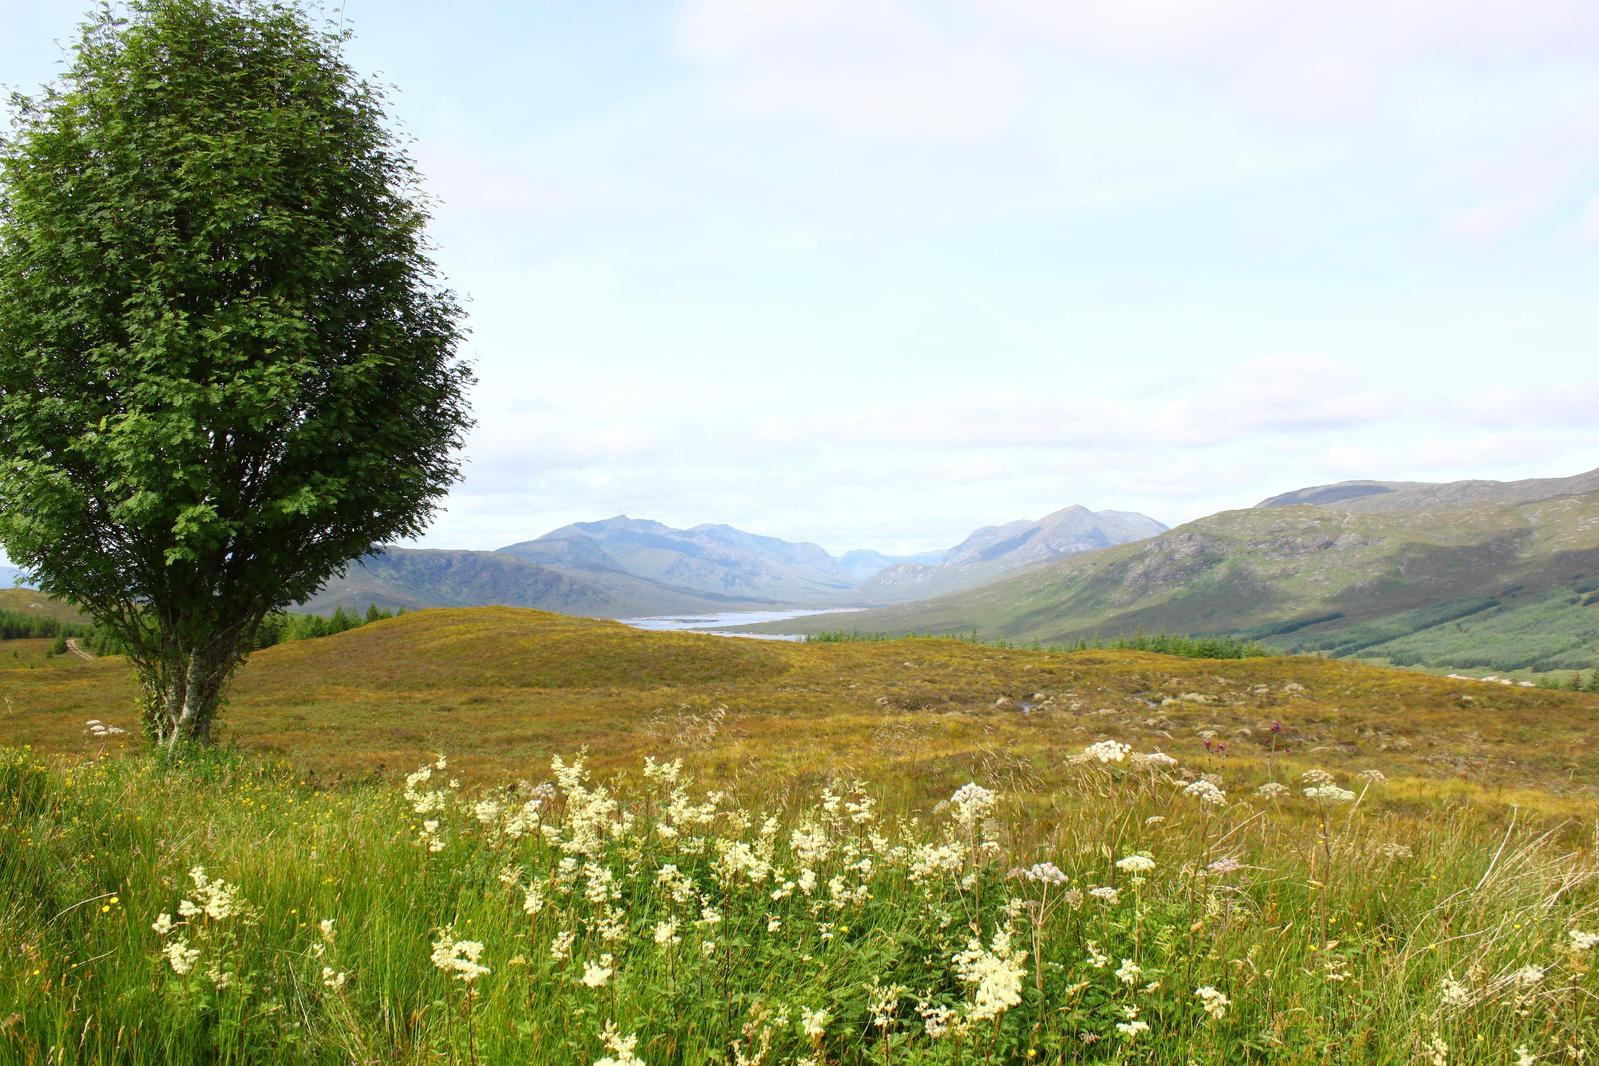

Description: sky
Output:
[3,0,1598,557]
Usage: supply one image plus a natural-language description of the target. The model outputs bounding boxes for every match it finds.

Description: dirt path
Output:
[65,637,95,660]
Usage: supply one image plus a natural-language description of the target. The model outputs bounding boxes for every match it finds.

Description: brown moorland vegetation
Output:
[7,607,1597,820]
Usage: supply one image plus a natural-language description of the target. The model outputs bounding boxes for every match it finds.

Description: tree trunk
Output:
[146,648,230,747]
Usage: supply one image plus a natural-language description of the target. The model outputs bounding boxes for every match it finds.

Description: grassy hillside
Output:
[3,609,1598,1063]
[9,607,1599,801]
[750,492,1599,676]
[0,586,88,624]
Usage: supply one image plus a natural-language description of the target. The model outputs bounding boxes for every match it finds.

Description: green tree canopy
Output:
[0,0,473,744]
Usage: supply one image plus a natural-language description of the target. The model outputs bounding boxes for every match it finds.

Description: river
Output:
[616,608,858,642]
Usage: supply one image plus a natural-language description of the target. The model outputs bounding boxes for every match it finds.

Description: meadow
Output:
[2,608,1598,1063]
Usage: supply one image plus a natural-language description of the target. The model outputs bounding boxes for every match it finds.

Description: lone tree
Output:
[0,1,473,745]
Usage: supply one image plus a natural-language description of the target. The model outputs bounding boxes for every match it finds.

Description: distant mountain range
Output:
[304,505,1165,617]
[755,468,1599,675]
[858,506,1167,603]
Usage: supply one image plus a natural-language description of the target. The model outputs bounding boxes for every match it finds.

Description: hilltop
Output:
[1258,466,1599,512]
[750,483,1599,677]
[856,506,1167,603]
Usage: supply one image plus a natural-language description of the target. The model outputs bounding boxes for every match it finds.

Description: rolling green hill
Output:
[752,489,1599,675]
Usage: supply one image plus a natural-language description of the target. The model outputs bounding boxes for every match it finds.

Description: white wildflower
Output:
[164,938,199,975]
[594,1021,645,1066]
[1303,784,1356,805]
[1115,854,1156,876]
[1183,779,1227,806]
[579,955,614,988]
[1195,985,1229,1020]
[1081,740,1131,764]
[430,927,489,984]
[800,1006,830,1040]
[948,783,997,828]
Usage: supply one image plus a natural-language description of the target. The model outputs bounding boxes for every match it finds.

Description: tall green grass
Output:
[1,746,1595,1063]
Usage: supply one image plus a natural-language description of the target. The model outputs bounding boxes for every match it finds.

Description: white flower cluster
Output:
[1195,985,1230,1020]
[84,719,127,737]
[1021,861,1068,884]
[1303,784,1356,805]
[952,927,1027,1021]
[430,926,489,984]
[1080,740,1131,765]
[594,1021,645,1066]
[188,866,243,920]
[1115,854,1156,876]
[947,782,997,829]
[1182,780,1227,807]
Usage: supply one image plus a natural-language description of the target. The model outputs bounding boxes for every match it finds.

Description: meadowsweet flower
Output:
[551,929,575,961]
[919,1002,959,1039]
[178,899,201,919]
[1569,929,1598,951]
[1115,958,1142,985]
[1195,986,1229,1020]
[1513,965,1544,987]
[322,966,347,991]
[800,1007,830,1039]
[1379,842,1413,860]
[654,919,680,946]
[1183,779,1226,806]
[579,955,614,988]
[318,918,336,943]
[948,783,997,828]
[431,927,489,984]
[1115,854,1156,876]
[1425,1034,1448,1066]
[523,885,544,917]
[1089,885,1120,905]
[163,938,199,975]
[1115,1019,1149,1039]
[1087,941,1110,968]
[868,979,905,1029]
[1081,740,1131,764]
[188,866,244,920]
[1440,977,1471,1007]
[1516,1047,1536,1066]
[953,929,1027,1020]
[151,913,174,936]
[594,1021,645,1066]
